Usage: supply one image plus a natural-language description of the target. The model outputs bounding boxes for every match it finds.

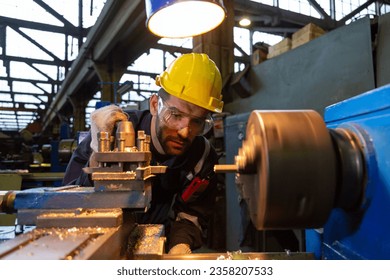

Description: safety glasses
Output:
[157,96,213,136]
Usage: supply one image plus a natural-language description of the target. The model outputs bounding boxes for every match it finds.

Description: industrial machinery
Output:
[0,119,310,260]
[0,121,167,259]
[1,85,388,260]
[215,84,390,259]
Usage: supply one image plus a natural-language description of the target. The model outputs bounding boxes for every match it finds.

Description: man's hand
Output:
[168,243,192,255]
[89,105,128,153]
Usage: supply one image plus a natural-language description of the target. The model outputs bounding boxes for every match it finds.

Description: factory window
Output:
[335,0,378,22]
[279,0,322,18]
[0,0,106,131]
[250,0,388,20]
[381,3,390,14]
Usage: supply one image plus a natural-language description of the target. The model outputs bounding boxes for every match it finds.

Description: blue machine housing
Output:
[306,84,390,259]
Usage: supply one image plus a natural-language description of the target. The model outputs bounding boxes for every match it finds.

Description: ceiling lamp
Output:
[145,0,226,38]
[239,17,251,27]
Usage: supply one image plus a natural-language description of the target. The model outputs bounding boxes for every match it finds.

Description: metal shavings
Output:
[67,227,78,233]
[217,250,250,260]
[127,224,165,257]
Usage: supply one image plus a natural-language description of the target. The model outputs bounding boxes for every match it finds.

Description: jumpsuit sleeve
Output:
[62,132,93,186]
[168,144,220,251]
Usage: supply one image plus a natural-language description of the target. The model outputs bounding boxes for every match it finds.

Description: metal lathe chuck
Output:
[215,110,365,230]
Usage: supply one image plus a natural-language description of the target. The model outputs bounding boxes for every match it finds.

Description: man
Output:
[63,53,224,255]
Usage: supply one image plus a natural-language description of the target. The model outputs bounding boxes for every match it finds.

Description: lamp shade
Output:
[145,0,226,38]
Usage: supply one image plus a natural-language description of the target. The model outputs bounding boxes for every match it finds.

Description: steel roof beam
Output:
[41,0,159,133]
[0,16,87,36]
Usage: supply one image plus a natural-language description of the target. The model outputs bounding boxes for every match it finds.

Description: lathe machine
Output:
[0,121,168,259]
[0,118,308,260]
[215,84,390,259]
[1,84,389,259]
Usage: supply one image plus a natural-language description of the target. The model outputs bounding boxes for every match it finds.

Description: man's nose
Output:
[177,126,190,138]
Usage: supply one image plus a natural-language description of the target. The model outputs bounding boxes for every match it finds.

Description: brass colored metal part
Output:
[58,139,77,163]
[116,121,135,151]
[214,164,237,173]
[0,191,16,214]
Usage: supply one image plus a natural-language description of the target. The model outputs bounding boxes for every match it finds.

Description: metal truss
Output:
[0,0,388,134]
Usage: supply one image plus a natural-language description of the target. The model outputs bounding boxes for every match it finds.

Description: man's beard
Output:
[156,122,191,155]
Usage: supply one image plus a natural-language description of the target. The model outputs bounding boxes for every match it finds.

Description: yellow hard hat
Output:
[155,53,223,113]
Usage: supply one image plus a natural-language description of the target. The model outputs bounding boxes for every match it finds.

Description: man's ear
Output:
[149,94,158,116]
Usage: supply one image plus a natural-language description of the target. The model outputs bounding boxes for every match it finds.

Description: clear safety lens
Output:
[157,97,213,136]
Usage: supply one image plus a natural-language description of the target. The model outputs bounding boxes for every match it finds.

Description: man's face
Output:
[153,94,210,156]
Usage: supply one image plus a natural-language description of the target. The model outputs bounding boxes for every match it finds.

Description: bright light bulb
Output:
[147,1,226,38]
[239,17,251,27]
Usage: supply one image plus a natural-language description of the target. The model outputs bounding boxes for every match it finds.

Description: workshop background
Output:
[1,0,390,260]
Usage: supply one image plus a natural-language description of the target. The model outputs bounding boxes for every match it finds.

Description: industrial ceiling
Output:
[1,0,389,139]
